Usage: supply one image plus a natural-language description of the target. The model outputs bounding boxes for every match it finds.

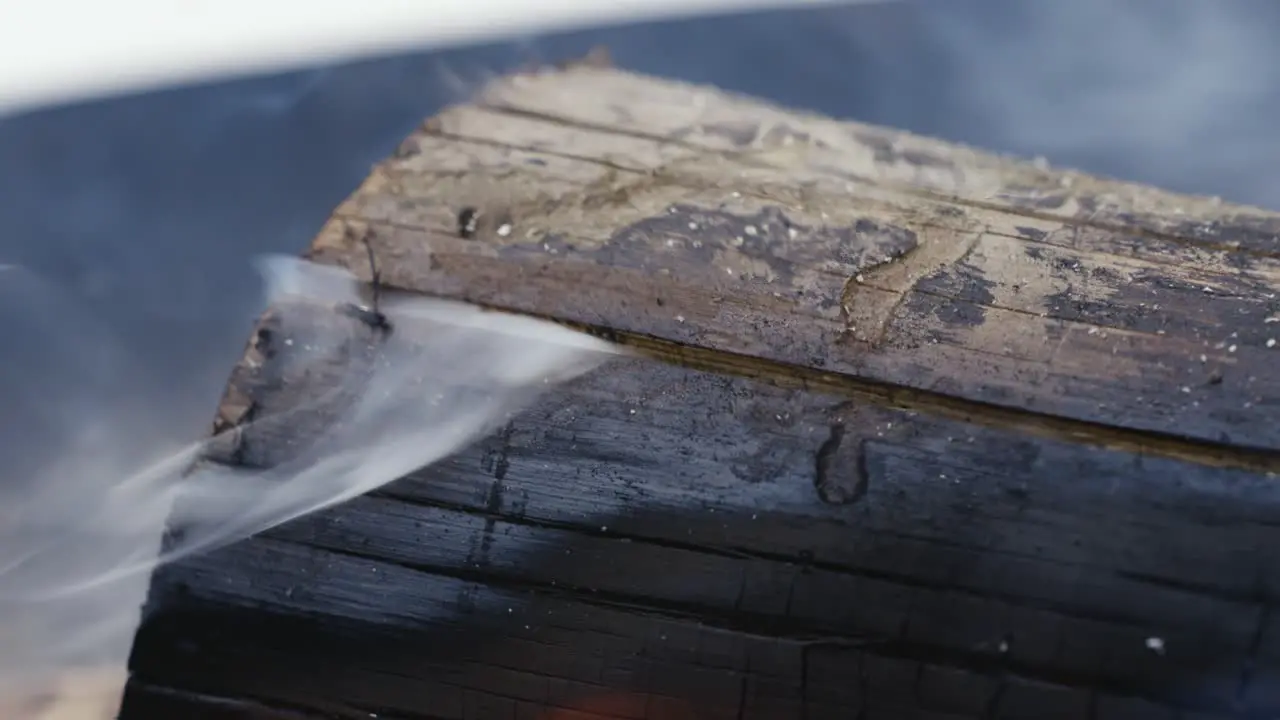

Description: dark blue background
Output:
[3,0,1279,440]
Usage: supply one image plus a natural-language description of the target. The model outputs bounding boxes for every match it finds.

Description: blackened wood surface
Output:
[125,63,1280,720]
[130,346,1280,719]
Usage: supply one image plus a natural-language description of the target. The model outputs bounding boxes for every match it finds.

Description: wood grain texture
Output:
[303,65,1280,454]
[126,61,1280,720]
[129,351,1277,719]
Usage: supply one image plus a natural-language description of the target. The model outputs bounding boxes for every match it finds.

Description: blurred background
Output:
[3,0,1280,440]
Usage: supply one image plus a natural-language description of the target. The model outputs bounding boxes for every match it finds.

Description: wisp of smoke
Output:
[0,255,620,716]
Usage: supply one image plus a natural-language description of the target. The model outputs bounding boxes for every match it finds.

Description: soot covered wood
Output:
[124,59,1280,720]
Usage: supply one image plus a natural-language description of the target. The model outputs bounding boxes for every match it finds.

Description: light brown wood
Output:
[303,63,1280,460]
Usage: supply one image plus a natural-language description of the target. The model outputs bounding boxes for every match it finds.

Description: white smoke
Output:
[0,256,619,716]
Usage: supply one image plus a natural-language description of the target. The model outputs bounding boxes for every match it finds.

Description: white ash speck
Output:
[744,225,759,236]
[497,223,512,237]
[1266,316,1280,324]
[688,222,699,230]
[1229,344,1238,353]
[1145,636,1165,655]
[675,315,686,323]
[1268,338,1277,348]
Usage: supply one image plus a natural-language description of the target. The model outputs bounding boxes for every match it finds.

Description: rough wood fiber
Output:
[125,61,1280,720]
[309,66,1280,454]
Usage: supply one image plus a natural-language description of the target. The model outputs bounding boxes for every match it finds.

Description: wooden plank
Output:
[470,66,1280,257]
[130,346,1280,718]
[299,65,1280,454]
[127,62,1280,720]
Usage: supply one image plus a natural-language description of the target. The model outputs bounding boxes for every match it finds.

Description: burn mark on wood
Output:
[912,259,997,331]
[456,206,479,238]
[913,294,990,332]
[333,302,391,332]
[1165,215,1280,256]
[1016,226,1049,242]
[567,204,918,291]
[916,266,997,310]
[814,421,868,505]
[1017,240,1280,347]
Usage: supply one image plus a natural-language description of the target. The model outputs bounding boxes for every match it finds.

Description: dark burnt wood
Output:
[123,62,1280,720]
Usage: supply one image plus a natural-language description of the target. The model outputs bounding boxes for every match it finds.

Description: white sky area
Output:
[0,0,885,114]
